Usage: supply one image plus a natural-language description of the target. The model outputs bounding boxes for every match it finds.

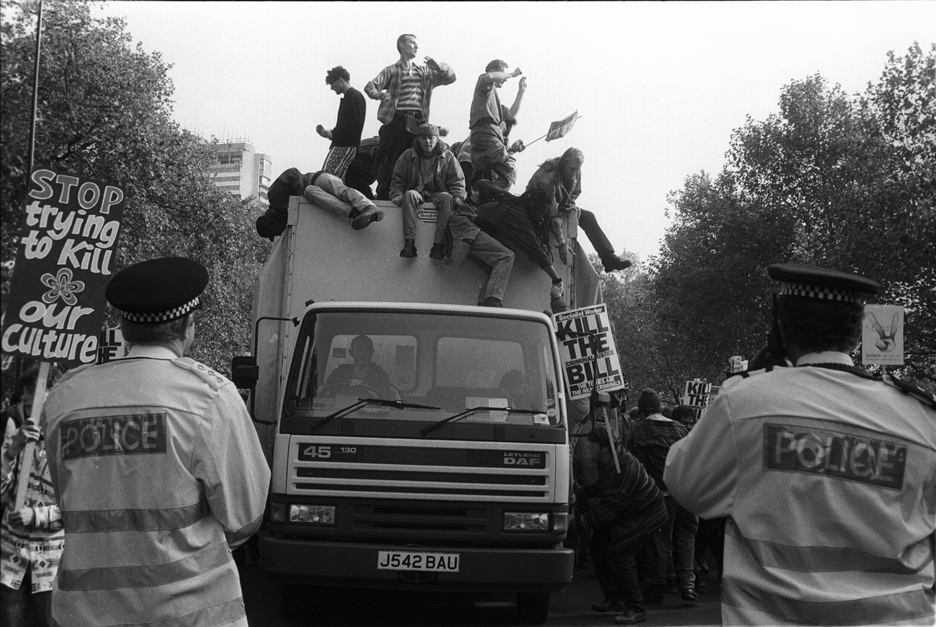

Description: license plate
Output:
[377,550,460,572]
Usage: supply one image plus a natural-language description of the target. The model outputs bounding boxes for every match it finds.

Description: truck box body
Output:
[249,195,604,620]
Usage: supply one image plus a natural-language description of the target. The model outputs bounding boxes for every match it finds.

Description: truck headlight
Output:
[289,504,336,524]
[504,512,549,532]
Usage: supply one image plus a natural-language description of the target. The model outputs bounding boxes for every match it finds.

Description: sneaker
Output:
[479,297,503,307]
[351,207,384,230]
[602,255,633,272]
[592,598,625,613]
[614,609,647,625]
[681,587,699,602]
[400,240,417,258]
[429,243,445,260]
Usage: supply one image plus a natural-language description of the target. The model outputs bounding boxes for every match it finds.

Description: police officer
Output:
[42,257,270,627]
[664,263,936,626]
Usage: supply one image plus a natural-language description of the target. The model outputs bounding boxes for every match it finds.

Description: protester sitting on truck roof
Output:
[526,148,633,273]
[390,123,466,259]
[441,202,514,308]
[323,335,398,400]
[256,167,384,240]
[365,33,456,200]
[470,60,527,196]
[316,66,366,181]
[473,189,567,302]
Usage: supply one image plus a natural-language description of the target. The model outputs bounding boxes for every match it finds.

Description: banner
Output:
[681,378,712,408]
[553,304,625,399]
[862,304,904,366]
[545,111,580,142]
[1,168,125,366]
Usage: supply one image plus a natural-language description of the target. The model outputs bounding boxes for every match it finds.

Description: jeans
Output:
[645,494,699,590]
[400,190,454,245]
[303,172,376,219]
[590,525,652,612]
[372,111,421,200]
[465,230,514,302]
[1,572,54,627]
[577,209,616,260]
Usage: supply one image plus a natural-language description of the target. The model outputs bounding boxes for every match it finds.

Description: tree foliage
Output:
[1,0,270,390]
[649,43,935,390]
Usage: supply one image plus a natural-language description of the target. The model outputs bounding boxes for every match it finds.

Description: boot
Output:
[351,206,384,230]
[429,243,445,260]
[601,255,632,272]
[479,296,503,307]
[399,239,417,258]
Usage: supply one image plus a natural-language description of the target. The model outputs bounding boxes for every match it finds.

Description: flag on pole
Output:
[545,111,580,141]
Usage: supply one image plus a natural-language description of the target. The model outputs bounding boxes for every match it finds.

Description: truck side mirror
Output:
[231,356,259,390]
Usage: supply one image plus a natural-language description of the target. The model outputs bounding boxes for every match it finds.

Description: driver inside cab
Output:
[323,335,399,400]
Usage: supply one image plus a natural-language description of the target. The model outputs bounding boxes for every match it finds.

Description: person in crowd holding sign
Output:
[665,263,936,626]
[570,428,668,625]
[256,167,384,240]
[316,66,366,181]
[526,148,632,273]
[627,389,699,605]
[41,257,270,627]
[1,366,63,627]
[366,33,456,200]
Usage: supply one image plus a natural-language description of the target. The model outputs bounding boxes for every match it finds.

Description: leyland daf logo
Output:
[763,423,906,490]
[503,451,545,468]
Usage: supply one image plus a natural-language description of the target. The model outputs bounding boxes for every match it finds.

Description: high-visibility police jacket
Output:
[664,352,936,626]
[42,345,271,627]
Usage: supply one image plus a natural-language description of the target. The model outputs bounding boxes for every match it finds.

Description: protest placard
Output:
[681,378,712,408]
[553,304,625,399]
[97,326,126,364]
[1,168,125,366]
[862,304,904,366]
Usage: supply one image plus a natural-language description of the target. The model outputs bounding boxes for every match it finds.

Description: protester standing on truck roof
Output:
[41,257,271,627]
[256,167,384,240]
[390,123,466,260]
[469,59,527,198]
[664,263,936,626]
[345,136,379,200]
[365,33,456,200]
[316,66,366,181]
[527,148,633,273]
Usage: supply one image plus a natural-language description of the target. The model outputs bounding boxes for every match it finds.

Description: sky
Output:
[91,1,935,262]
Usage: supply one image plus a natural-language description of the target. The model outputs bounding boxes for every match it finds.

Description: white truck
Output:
[234,192,605,623]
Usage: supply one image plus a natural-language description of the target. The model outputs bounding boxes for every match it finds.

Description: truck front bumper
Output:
[262,538,574,593]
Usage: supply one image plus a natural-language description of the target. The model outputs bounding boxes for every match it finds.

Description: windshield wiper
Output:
[421,406,545,437]
[310,398,439,433]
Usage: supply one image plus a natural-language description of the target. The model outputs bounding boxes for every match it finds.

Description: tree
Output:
[653,44,935,390]
[1,0,270,392]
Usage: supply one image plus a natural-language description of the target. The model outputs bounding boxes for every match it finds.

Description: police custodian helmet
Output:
[105,257,209,324]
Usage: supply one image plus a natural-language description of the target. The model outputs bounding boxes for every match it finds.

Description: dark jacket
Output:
[389,148,466,203]
[330,87,366,148]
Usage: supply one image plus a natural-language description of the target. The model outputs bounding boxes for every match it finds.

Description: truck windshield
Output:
[284,310,562,427]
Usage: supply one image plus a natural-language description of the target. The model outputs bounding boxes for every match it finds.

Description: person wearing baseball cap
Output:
[42,257,270,627]
[664,263,936,626]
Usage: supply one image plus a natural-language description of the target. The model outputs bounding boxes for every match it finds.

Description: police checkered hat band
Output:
[119,296,201,323]
[106,257,209,325]
[780,283,863,303]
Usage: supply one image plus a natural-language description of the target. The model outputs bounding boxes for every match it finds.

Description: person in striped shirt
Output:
[365,33,456,200]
